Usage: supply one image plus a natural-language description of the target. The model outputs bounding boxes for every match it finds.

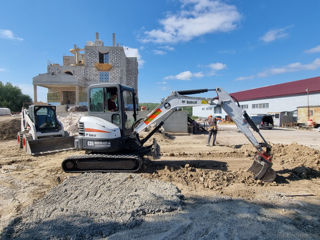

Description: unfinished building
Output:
[33,33,138,105]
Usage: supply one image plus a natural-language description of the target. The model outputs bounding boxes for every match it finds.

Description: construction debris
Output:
[57,112,86,136]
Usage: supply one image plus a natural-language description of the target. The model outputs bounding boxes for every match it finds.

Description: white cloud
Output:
[159,45,175,51]
[123,46,145,67]
[153,49,167,55]
[153,45,175,55]
[208,62,226,71]
[305,45,320,54]
[0,29,23,41]
[193,71,204,78]
[236,58,320,80]
[141,0,241,44]
[0,68,5,72]
[164,70,204,80]
[260,26,291,43]
[207,62,226,75]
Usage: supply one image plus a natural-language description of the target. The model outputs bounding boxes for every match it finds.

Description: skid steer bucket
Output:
[248,155,276,182]
[25,136,75,156]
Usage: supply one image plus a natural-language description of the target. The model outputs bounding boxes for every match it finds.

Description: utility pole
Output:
[306,88,310,120]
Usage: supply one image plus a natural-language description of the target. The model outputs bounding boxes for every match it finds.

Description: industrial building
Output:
[33,33,138,106]
[193,76,320,126]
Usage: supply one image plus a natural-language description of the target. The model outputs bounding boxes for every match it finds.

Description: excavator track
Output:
[62,154,143,173]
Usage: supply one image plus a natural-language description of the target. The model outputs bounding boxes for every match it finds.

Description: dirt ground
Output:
[0,123,320,238]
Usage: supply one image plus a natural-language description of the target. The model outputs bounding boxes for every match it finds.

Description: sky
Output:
[0,0,320,103]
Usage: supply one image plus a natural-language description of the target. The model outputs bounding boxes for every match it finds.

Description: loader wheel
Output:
[22,136,27,152]
[17,132,23,149]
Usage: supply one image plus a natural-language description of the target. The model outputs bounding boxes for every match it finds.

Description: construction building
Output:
[297,106,320,126]
[193,76,320,126]
[33,33,138,106]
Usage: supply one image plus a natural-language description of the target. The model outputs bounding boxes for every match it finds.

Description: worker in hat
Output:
[207,115,218,146]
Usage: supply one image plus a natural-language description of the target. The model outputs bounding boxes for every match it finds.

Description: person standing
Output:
[207,115,218,146]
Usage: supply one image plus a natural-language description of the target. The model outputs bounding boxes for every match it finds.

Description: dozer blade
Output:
[26,136,75,155]
[248,157,277,182]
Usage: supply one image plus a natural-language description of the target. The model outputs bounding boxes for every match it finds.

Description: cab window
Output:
[122,90,135,130]
[35,106,58,130]
[89,88,104,112]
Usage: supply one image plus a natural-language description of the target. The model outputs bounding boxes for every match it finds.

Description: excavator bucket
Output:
[24,136,75,156]
[248,156,276,182]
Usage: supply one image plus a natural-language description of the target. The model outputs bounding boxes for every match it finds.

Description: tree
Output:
[0,81,32,112]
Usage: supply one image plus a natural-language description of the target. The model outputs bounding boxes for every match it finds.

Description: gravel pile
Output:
[1,173,182,239]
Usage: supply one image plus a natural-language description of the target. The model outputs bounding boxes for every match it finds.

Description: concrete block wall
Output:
[63,56,75,66]
[48,64,62,74]
[126,57,138,92]
[109,47,127,85]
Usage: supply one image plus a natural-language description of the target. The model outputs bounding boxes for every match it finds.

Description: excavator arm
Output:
[135,87,276,182]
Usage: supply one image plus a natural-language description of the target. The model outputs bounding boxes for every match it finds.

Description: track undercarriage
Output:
[62,153,143,173]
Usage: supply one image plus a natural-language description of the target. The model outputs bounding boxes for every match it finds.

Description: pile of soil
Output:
[144,164,266,193]
[272,143,320,180]
[145,143,320,192]
[1,173,182,239]
[0,119,20,140]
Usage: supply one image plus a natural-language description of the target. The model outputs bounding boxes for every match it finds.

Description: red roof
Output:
[231,76,320,101]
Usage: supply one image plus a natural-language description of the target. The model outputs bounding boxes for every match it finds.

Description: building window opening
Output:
[252,103,269,109]
[99,52,109,63]
[64,71,73,75]
[99,72,109,82]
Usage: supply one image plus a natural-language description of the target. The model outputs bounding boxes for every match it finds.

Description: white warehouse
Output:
[193,76,320,126]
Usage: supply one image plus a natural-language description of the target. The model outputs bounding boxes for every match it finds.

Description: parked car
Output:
[250,115,274,130]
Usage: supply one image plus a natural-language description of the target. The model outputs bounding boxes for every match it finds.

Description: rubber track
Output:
[62,154,143,173]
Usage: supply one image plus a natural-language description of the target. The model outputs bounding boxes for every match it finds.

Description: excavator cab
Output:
[88,83,137,136]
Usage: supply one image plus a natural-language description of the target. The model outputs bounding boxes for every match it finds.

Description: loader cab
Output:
[88,83,137,136]
[29,105,61,132]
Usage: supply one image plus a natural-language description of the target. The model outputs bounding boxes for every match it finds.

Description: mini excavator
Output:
[62,83,276,182]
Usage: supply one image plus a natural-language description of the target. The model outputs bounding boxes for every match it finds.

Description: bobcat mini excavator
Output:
[62,83,276,182]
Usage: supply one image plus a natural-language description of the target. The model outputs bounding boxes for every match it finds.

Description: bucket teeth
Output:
[248,157,276,182]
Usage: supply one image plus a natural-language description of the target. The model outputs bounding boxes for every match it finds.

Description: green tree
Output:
[0,81,32,112]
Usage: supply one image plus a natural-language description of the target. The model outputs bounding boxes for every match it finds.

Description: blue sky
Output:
[0,0,320,103]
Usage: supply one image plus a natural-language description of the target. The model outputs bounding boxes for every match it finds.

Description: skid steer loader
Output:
[62,83,276,182]
[18,105,75,155]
